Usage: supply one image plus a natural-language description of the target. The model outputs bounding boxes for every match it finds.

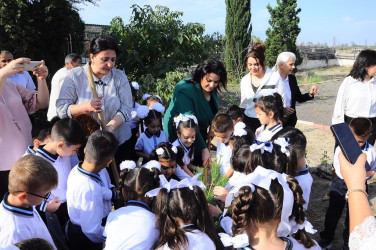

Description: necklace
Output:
[1,95,21,131]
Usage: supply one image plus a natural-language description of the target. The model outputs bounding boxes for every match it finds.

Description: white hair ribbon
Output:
[250,140,273,154]
[171,146,178,154]
[233,122,247,137]
[136,105,150,119]
[173,113,199,129]
[142,93,151,101]
[156,148,164,156]
[274,137,291,157]
[119,160,137,171]
[223,183,255,215]
[151,102,165,113]
[218,233,249,248]
[142,160,161,171]
[289,217,317,235]
[131,81,139,90]
[176,174,206,190]
[155,95,162,103]
[145,175,179,197]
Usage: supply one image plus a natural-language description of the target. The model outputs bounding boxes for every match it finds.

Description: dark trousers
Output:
[66,220,102,250]
[46,202,69,250]
[0,171,10,199]
[243,115,261,134]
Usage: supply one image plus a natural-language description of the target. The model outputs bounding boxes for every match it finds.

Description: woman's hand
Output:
[87,96,103,113]
[33,60,48,80]
[213,186,228,202]
[0,58,30,79]
[284,107,295,116]
[309,85,319,97]
[338,152,367,190]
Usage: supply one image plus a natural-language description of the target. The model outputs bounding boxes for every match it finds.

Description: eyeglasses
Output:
[15,191,51,200]
[0,59,12,63]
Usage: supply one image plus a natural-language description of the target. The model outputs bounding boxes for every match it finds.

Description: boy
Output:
[24,120,54,155]
[0,155,58,247]
[66,130,118,250]
[319,118,376,250]
[35,118,85,249]
[212,114,234,177]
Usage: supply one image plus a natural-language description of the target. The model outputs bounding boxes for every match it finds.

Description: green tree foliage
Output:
[264,0,302,67]
[224,0,252,74]
[107,5,210,79]
[0,0,85,77]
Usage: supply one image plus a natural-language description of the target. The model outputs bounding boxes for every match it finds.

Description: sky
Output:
[77,0,376,46]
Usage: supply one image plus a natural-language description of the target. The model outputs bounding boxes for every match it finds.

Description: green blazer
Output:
[164,78,218,151]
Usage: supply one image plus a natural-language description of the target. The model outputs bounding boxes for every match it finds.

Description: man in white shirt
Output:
[0,50,35,90]
[47,53,81,121]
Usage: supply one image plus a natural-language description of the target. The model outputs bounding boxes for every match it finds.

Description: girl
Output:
[146,177,224,249]
[128,81,141,162]
[135,104,168,162]
[255,92,284,141]
[149,142,183,181]
[142,93,163,109]
[172,113,198,176]
[104,167,160,249]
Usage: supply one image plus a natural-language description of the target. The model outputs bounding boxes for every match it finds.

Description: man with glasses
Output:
[0,50,35,90]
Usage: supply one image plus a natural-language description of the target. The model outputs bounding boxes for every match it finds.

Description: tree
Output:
[224,0,251,74]
[264,0,302,68]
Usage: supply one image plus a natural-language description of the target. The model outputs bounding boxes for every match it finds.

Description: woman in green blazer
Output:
[164,58,227,165]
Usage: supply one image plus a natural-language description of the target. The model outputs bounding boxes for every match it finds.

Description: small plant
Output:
[320,150,330,165]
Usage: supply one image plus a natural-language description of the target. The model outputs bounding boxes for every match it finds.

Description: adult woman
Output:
[275,52,318,127]
[240,43,279,132]
[57,35,133,166]
[164,58,227,166]
[0,58,49,198]
[332,49,376,144]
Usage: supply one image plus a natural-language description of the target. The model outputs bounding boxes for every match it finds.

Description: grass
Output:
[296,71,324,84]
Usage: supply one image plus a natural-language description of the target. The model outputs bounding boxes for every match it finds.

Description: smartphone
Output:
[24,61,42,71]
[331,123,370,169]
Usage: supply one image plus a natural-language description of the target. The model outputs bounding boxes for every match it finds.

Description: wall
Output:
[297,58,355,70]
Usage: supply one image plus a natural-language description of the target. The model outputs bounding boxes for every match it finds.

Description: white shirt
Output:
[240,68,280,118]
[104,201,159,250]
[172,139,194,165]
[216,141,232,176]
[332,76,376,124]
[349,216,376,250]
[255,123,283,142]
[135,130,168,155]
[158,229,215,250]
[7,72,35,90]
[47,67,69,121]
[277,74,292,107]
[0,196,55,248]
[295,168,313,211]
[99,169,115,216]
[287,236,320,250]
[66,165,108,243]
[130,102,140,129]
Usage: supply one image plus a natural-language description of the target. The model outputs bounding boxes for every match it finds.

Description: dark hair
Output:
[143,95,162,106]
[14,237,54,250]
[349,117,372,137]
[175,116,198,160]
[150,142,184,166]
[118,167,160,204]
[73,114,100,162]
[50,118,86,146]
[65,53,81,65]
[243,43,266,70]
[226,105,244,121]
[154,186,224,249]
[31,119,52,142]
[84,130,119,167]
[88,34,120,56]
[349,49,376,81]
[231,145,252,172]
[272,127,307,159]
[130,83,138,102]
[212,113,233,133]
[255,93,285,124]
[190,58,227,91]
[231,176,315,248]
[229,128,255,154]
[141,109,162,132]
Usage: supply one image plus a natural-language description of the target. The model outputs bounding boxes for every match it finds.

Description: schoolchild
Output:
[24,124,52,156]
[135,104,168,163]
[66,130,118,250]
[212,113,234,177]
[254,93,284,141]
[142,93,163,109]
[0,155,58,248]
[172,113,198,176]
[146,175,224,249]
[128,81,141,162]
[226,104,244,126]
[149,142,184,181]
[104,166,160,249]
[319,118,376,250]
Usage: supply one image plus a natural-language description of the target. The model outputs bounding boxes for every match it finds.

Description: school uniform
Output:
[295,166,313,211]
[99,168,116,217]
[104,200,159,250]
[216,141,232,176]
[255,123,283,142]
[135,129,168,156]
[0,193,55,248]
[287,237,321,250]
[24,145,36,155]
[66,164,109,250]
[225,171,246,190]
[172,139,194,180]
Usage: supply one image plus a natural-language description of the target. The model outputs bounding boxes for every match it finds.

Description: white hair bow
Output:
[131,81,139,90]
[151,102,165,113]
[171,146,178,154]
[145,175,179,197]
[233,122,247,137]
[250,140,273,154]
[289,217,317,235]
[142,160,161,171]
[136,105,150,119]
[173,113,199,128]
[119,160,137,171]
[142,93,151,101]
[176,174,206,190]
[274,137,291,157]
[218,233,249,248]
[156,148,164,156]
[223,183,255,215]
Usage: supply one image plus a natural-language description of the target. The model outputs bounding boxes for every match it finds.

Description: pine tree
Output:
[225,0,252,76]
[264,0,302,68]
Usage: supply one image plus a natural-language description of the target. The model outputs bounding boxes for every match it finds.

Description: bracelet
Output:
[345,189,368,201]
